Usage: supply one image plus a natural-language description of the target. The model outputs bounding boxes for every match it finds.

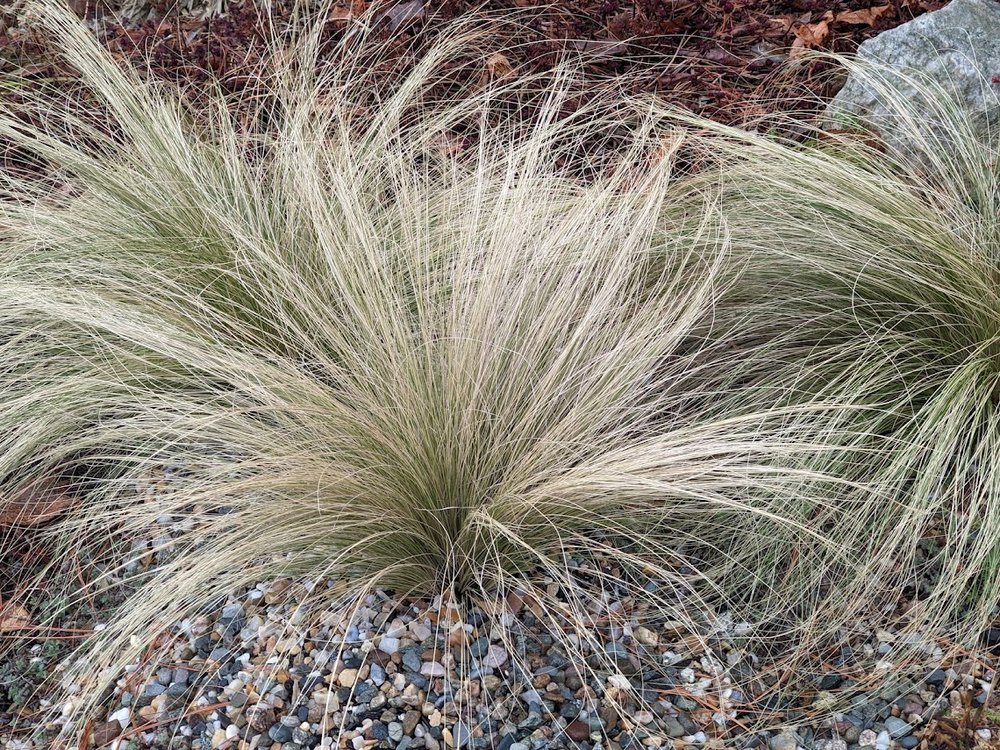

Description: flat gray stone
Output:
[884,716,912,738]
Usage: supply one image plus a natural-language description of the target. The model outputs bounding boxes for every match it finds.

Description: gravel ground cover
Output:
[5,470,1000,750]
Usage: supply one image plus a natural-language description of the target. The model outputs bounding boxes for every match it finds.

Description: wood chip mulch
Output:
[2,0,949,127]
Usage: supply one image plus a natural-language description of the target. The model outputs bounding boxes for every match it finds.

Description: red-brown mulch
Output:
[2,0,949,127]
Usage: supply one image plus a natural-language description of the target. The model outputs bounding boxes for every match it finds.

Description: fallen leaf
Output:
[652,130,686,166]
[0,602,33,632]
[0,475,76,527]
[789,35,808,60]
[835,5,893,25]
[793,13,832,47]
[704,46,741,65]
[769,15,796,32]
[486,52,516,81]
[91,719,123,747]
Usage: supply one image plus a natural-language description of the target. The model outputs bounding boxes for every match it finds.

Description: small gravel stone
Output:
[483,645,508,669]
[144,683,166,697]
[409,621,432,641]
[402,710,421,735]
[452,721,472,747]
[421,661,446,677]
[663,716,686,738]
[268,723,293,743]
[470,637,490,659]
[221,603,243,621]
[338,668,359,687]
[884,716,911,738]
[355,682,379,704]
[769,731,799,750]
[379,636,401,655]
[402,649,423,673]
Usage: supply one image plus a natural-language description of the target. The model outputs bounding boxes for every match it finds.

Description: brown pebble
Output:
[92,720,123,746]
[402,710,422,735]
[565,720,590,742]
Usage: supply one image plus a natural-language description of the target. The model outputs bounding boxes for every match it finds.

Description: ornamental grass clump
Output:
[674,60,1000,655]
[0,2,859,740]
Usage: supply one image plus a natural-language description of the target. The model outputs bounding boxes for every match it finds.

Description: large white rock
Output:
[826,0,1000,145]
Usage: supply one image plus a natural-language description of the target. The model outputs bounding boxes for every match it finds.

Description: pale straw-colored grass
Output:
[3,3,973,743]
[663,59,1000,667]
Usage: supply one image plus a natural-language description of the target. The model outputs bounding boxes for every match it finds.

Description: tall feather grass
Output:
[669,60,1000,658]
[0,2,869,741]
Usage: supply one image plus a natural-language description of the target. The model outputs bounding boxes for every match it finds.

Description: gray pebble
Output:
[387,722,404,741]
[355,682,380,704]
[221,603,243,621]
[663,716,686,738]
[268,724,293,743]
[453,721,473,747]
[292,726,312,744]
[884,717,911,738]
[166,683,188,698]
[378,637,400,655]
[769,731,799,750]
[469,638,490,659]
[401,649,423,673]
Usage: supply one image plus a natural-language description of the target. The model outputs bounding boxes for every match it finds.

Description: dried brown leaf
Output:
[835,5,893,25]
[429,133,466,157]
[329,5,353,22]
[572,38,627,58]
[486,52,516,81]
[0,602,32,632]
[0,475,76,527]
[793,13,832,47]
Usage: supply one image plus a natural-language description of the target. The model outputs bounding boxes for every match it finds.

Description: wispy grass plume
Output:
[671,58,1000,660]
[0,2,864,741]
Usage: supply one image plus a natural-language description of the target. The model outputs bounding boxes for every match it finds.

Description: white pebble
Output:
[108,707,130,730]
[421,661,446,677]
[378,637,400,655]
